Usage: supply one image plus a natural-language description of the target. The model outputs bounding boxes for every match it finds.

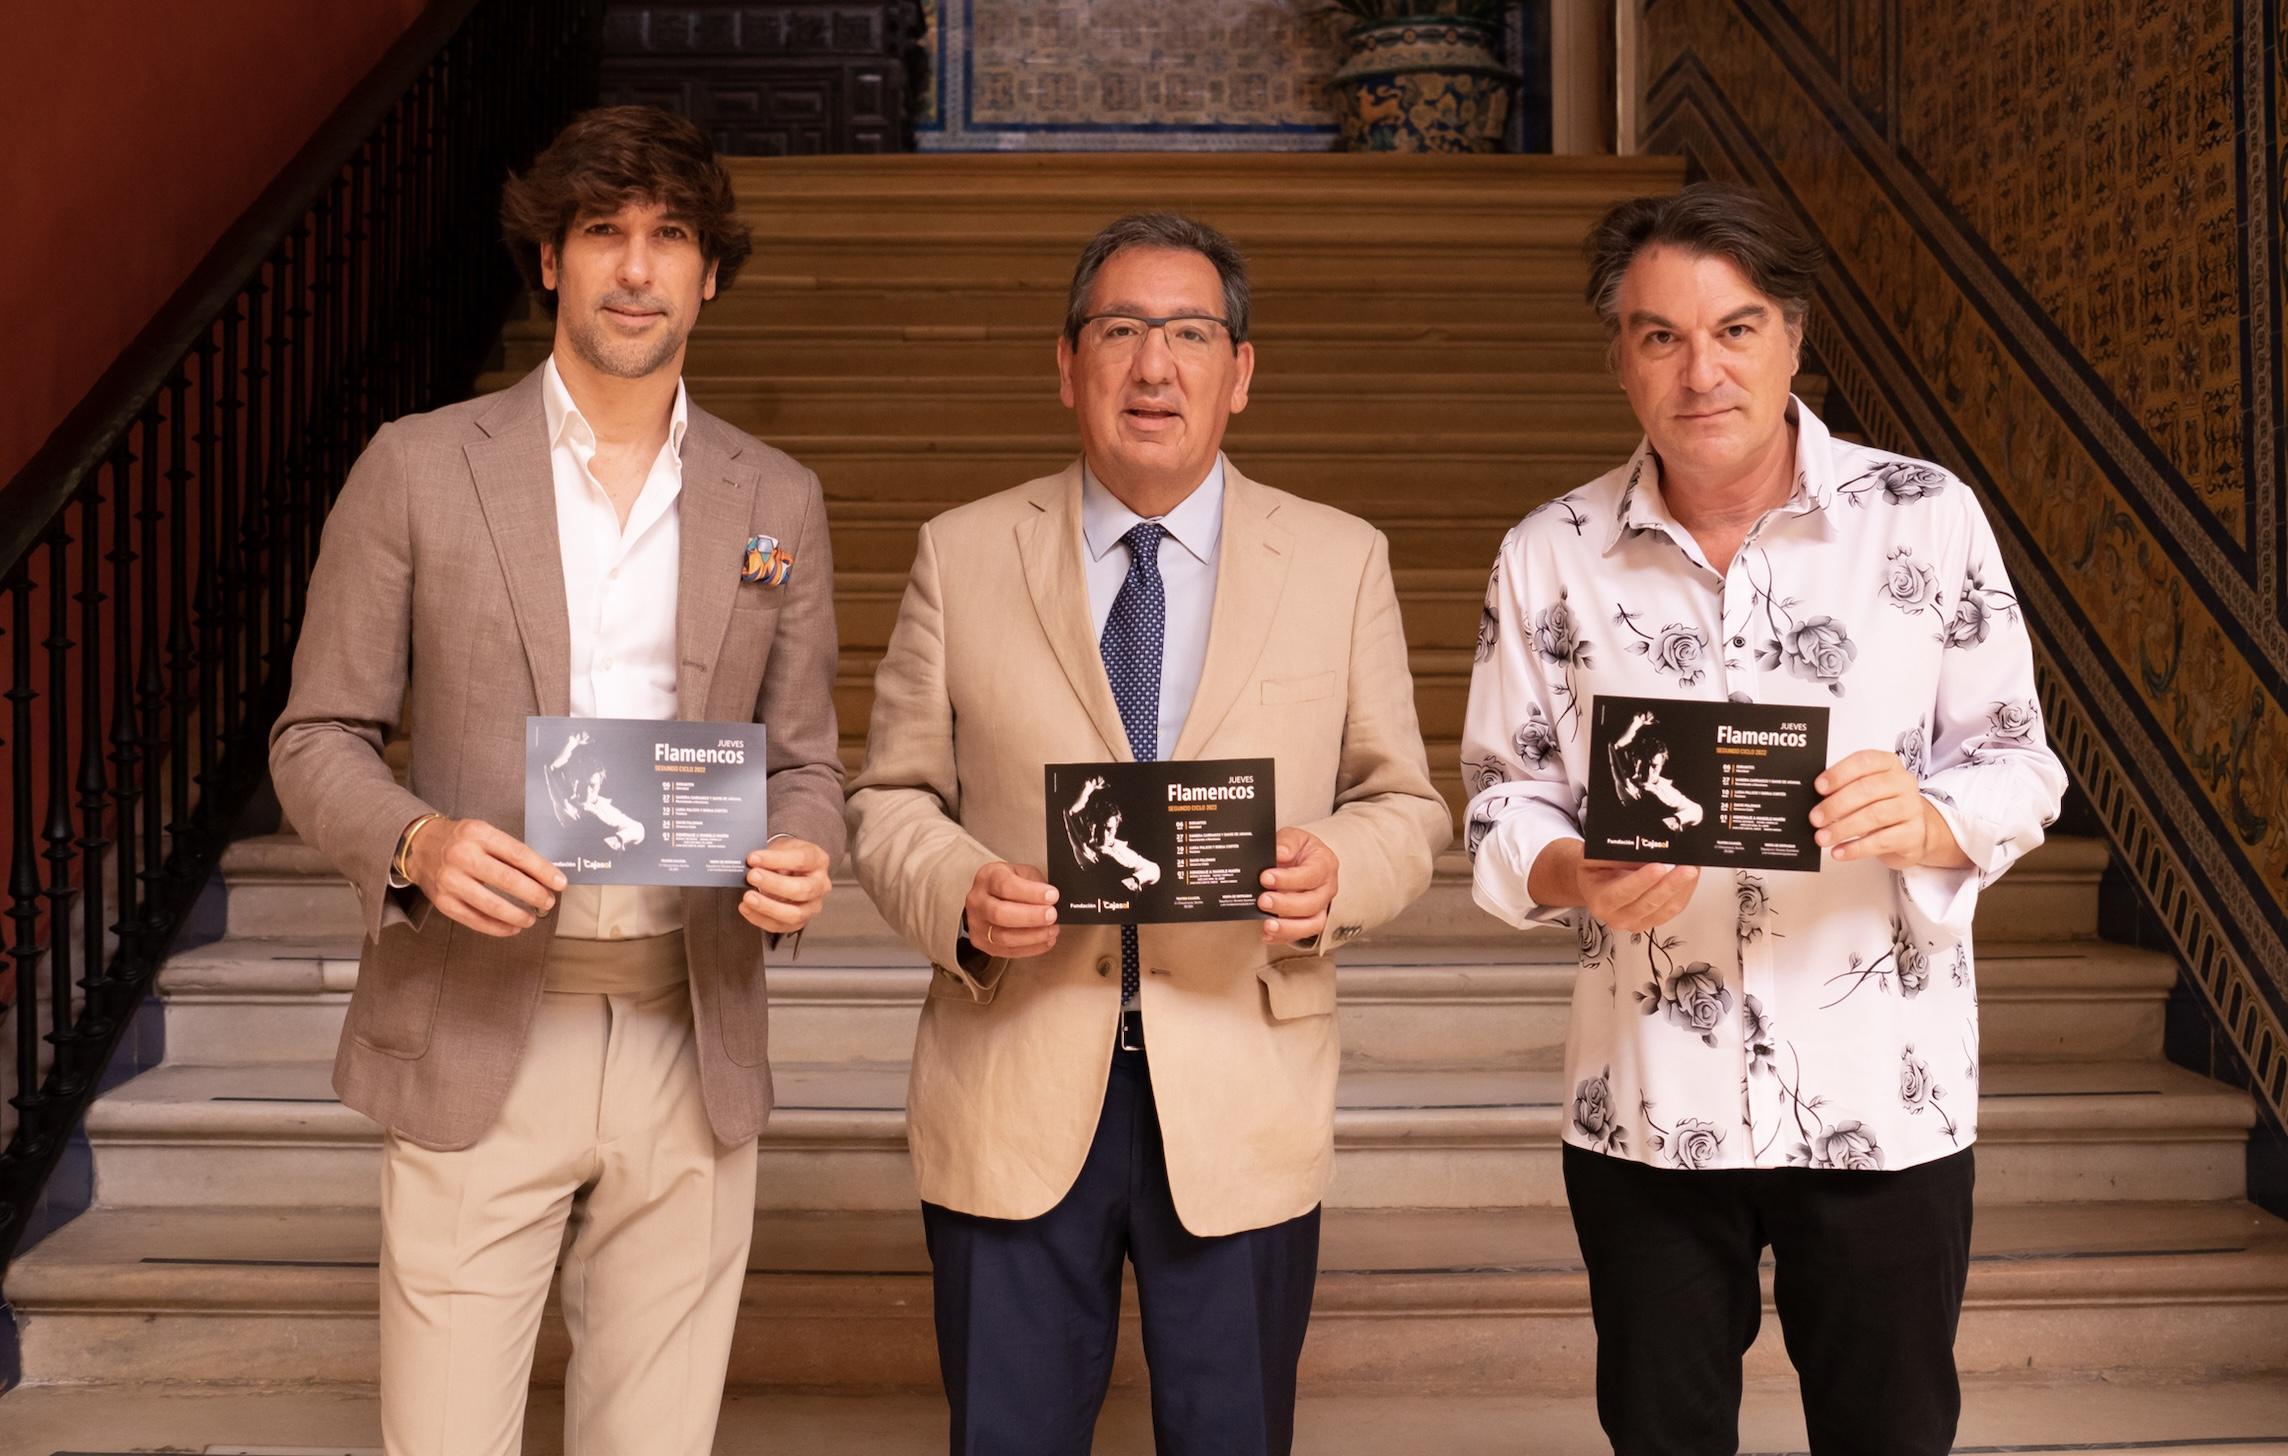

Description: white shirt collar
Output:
[1080,455,1226,566]
[1607,394,1834,555]
[541,355,689,462]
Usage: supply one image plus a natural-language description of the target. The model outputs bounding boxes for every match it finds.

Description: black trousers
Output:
[921,1046,1322,1456]
[1562,1143,1975,1456]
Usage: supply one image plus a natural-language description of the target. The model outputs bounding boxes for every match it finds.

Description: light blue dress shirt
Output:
[1080,457,1225,759]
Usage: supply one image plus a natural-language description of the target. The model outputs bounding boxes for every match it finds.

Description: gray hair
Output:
[1583,181,1825,339]
[1063,212,1251,346]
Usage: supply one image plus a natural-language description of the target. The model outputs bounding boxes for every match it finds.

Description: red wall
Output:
[0,0,429,491]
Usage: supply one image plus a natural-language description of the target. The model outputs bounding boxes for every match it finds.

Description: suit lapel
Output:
[1172,465,1291,760]
[466,370,572,718]
[1017,465,1133,761]
[675,409,751,721]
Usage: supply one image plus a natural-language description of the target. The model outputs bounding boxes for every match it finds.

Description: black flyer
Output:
[524,716,768,886]
[1583,696,1829,870]
[1043,758,1277,924]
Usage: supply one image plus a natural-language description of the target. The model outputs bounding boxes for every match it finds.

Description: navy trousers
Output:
[921,1045,1322,1456]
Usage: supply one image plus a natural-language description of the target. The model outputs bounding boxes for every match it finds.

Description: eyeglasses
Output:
[1075,313,1235,357]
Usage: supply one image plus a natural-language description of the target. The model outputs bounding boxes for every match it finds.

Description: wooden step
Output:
[698,280,1607,331]
[499,319,1625,379]
[465,373,1646,441]
[16,1199,2287,1393]
[815,497,1533,574]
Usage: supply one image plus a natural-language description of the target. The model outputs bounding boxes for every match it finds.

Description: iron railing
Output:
[0,0,606,1289]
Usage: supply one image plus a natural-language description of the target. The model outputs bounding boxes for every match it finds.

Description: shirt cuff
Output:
[1470,803,1584,930]
[1897,791,1995,936]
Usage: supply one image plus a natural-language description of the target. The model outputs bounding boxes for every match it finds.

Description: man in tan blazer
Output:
[847,213,1451,1456]
[268,108,843,1456]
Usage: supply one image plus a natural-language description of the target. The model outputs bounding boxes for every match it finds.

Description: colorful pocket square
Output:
[742,534,795,587]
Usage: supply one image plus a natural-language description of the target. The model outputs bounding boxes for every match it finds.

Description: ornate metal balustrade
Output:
[0,0,606,1303]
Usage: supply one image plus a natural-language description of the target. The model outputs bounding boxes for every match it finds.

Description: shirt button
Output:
[599,656,614,670]
[1731,636,1746,647]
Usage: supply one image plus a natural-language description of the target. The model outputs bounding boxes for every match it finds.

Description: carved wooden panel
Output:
[599,2,925,154]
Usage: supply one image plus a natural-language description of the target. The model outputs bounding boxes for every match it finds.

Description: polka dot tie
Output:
[1100,522,1167,1017]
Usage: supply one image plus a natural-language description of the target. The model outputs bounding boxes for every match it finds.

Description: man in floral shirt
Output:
[1461,183,2066,1454]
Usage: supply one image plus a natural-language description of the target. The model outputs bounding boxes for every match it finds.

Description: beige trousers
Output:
[378,932,758,1456]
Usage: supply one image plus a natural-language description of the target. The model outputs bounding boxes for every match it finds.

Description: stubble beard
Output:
[563,306,687,381]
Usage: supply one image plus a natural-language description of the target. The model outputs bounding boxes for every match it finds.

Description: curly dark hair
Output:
[1582,181,1825,339]
[499,106,753,316]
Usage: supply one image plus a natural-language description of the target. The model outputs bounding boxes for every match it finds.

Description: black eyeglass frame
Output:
[1071,312,1241,350]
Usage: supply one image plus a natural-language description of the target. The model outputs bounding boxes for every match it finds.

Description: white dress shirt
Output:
[543,356,690,941]
[1461,400,2067,1173]
[1080,456,1225,758]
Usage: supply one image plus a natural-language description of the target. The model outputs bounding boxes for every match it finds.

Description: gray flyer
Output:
[524,716,768,886]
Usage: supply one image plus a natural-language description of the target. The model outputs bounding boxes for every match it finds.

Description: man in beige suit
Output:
[848,213,1451,1455]
[269,108,844,1456]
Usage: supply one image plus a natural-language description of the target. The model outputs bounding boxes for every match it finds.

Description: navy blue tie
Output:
[1100,522,1167,1019]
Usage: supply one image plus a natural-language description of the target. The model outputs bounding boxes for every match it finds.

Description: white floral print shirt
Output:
[1462,401,2067,1173]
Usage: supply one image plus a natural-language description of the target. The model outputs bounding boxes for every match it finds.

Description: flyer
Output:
[1043,758,1277,924]
[524,716,768,886]
[1583,696,1829,870]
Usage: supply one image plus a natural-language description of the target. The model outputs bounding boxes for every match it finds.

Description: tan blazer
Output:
[847,462,1450,1236]
[269,367,846,1150]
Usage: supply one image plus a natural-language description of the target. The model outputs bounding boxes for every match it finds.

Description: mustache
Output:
[599,291,671,314]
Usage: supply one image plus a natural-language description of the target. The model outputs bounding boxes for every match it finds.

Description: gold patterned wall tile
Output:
[918,0,1345,149]
[1892,0,2246,535]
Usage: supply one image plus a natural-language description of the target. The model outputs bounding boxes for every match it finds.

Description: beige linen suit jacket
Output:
[847,461,1451,1237]
[269,366,846,1150]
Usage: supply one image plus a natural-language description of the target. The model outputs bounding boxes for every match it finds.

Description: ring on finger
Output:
[982,922,996,949]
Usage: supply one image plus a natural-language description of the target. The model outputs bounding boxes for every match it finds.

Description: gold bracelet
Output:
[394,812,444,883]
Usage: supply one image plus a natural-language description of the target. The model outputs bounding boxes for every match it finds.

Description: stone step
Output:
[15,1200,2288,1394]
[153,933,2171,1074]
[215,837,2110,948]
[7,1377,2287,1455]
[77,1057,2250,1213]
[154,921,2170,1073]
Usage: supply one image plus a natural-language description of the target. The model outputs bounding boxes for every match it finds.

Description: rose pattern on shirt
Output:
[1532,588,1594,735]
[1900,1043,1961,1146]
[1824,916,1932,1008]
[1461,404,2068,1174]
[1614,604,1711,687]
[1572,1067,1628,1155]
[1642,1099,1727,1169]
[1838,459,1948,506]
[1743,547,1860,697]
[1880,546,1949,639]
[1635,931,1735,1048]
[1734,873,1773,948]
[1897,724,1929,779]
[1947,558,2022,650]
[1512,706,1558,769]
[1474,556,1501,664]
